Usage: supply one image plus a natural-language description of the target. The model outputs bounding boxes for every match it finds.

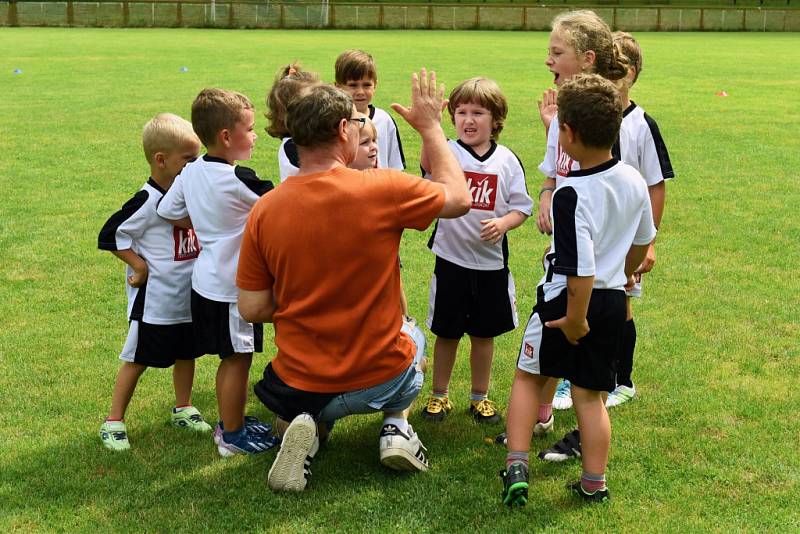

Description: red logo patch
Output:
[465,171,498,211]
[174,227,201,261]
[524,343,534,358]
[556,145,575,178]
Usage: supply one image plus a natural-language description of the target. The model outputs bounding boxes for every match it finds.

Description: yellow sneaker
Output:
[470,398,501,424]
[420,395,453,422]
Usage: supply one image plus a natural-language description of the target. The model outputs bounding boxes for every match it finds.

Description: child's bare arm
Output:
[637,181,666,274]
[625,244,650,289]
[536,178,557,235]
[545,275,593,345]
[111,249,148,288]
[162,216,193,229]
[479,210,528,244]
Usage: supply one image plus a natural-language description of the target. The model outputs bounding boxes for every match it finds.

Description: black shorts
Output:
[119,320,199,368]
[254,363,340,421]
[191,290,263,358]
[516,289,626,392]
[427,256,518,339]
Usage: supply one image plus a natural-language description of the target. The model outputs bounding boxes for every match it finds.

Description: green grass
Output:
[1,28,799,532]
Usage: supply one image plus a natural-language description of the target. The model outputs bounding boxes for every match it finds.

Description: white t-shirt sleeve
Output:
[157,174,188,220]
[98,189,150,251]
[506,156,533,216]
[633,191,657,245]
[235,166,273,207]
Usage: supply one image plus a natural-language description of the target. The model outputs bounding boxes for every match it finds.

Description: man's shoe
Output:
[470,399,501,424]
[99,420,130,451]
[171,406,212,432]
[217,428,279,457]
[379,424,428,472]
[421,396,452,422]
[567,480,610,502]
[538,429,581,462]
[533,414,554,437]
[553,379,573,410]
[268,413,318,492]
[500,462,529,507]
[606,384,636,408]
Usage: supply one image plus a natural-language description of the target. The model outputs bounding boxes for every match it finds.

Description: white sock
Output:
[382,417,409,433]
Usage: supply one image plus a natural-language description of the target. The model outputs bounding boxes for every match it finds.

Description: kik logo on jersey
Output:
[556,145,575,178]
[173,227,201,261]
[465,171,498,211]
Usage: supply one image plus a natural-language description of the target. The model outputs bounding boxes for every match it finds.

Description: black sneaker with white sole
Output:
[567,480,610,502]
[379,424,428,472]
[538,429,581,462]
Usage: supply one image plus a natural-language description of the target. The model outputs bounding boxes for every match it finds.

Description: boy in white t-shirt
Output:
[335,49,406,171]
[500,75,655,506]
[97,113,210,451]
[420,78,532,425]
[158,89,277,456]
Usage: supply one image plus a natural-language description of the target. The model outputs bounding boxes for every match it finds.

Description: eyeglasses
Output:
[348,117,366,130]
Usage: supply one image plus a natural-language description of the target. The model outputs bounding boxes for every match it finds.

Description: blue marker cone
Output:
[180,66,189,73]
[13,68,22,75]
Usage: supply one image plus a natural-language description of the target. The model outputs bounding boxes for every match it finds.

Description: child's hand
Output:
[536,192,553,235]
[624,273,637,292]
[128,263,148,288]
[545,316,589,346]
[479,218,508,244]
[635,243,656,275]
[537,88,558,131]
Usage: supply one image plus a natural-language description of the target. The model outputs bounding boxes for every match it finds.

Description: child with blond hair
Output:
[98,113,210,450]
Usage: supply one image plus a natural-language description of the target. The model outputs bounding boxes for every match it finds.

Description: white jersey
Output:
[538,159,656,302]
[369,105,405,170]
[426,140,532,271]
[98,178,200,324]
[278,137,299,182]
[157,155,273,303]
[613,101,674,186]
[539,106,675,187]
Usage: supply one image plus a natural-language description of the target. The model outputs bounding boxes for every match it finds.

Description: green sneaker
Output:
[500,461,529,507]
[171,406,212,432]
[99,420,130,451]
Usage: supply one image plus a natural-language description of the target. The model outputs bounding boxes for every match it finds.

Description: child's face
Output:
[339,77,376,114]
[546,30,586,87]
[453,102,496,152]
[162,139,201,179]
[226,109,258,161]
[351,128,378,170]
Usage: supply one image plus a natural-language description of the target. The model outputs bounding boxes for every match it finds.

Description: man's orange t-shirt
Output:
[237,166,445,393]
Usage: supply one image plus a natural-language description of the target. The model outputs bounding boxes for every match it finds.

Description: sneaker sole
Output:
[533,417,554,437]
[539,449,581,462]
[379,443,428,472]
[502,482,529,507]
[268,417,316,492]
[552,399,573,410]
[420,411,448,422]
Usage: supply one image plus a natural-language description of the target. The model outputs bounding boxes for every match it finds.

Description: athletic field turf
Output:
[1,28,798,532]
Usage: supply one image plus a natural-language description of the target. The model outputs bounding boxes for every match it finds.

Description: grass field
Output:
[1,28,799,532]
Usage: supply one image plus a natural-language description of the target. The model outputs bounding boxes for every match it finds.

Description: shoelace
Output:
[111,431,127,440]
[427,397,449,413]
[473,399,497,416]
[555,381,571,397]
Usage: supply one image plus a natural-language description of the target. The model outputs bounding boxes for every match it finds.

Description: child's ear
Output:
[219,128,231,148]
[561,122,577,144]
[581,50,596,72]
[154,152,167,168]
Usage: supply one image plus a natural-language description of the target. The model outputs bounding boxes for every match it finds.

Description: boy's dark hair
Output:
[557,74,622,149]
[613,31,643,85]
[265,63,321,139]
[191,88,253,148]
[287,85,353,147]
[447,77,508,139]
[334,49,377,85]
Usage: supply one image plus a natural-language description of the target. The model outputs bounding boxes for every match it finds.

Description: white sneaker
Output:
[379,424,428,472]
[268,413,318,492]
[606,384,636,408]
[553,380,573,410]
[533,414,554,437]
